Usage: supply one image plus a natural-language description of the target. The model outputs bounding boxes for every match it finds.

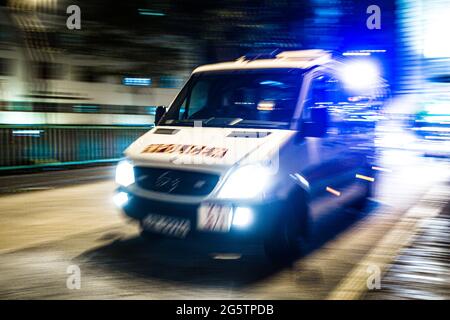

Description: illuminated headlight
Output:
[115,160,135,187]
[217,164,272,199]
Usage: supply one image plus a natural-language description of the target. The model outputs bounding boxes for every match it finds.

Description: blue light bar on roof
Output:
[123,77,152,87]
[343,49,387,56]
[343,52,371,56]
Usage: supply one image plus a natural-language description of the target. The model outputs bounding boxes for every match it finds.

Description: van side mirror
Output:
[302,106,328,138]
[155,106,166,125]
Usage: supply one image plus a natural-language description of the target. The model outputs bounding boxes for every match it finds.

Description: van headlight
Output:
[217,164,272,199]
[115,160,135,187]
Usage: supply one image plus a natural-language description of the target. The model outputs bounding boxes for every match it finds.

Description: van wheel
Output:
[264,195,309,265]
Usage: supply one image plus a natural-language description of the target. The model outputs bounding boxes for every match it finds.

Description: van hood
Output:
[125,126,294,173]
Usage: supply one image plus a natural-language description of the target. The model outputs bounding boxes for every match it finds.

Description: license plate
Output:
[197,203,232,232]
[142,214,191,238]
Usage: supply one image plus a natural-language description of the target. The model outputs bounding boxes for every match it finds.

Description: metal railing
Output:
[0,125,151,170]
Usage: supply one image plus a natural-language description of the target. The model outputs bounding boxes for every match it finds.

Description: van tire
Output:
[263,193,310,265]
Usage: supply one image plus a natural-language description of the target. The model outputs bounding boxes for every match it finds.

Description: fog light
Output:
[232,207,253,228]
[113,192,129,207]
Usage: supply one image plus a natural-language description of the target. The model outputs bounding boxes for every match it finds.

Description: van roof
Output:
[193,49,333,73]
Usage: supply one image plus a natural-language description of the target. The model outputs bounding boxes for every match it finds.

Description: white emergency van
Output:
[114,50,386,262]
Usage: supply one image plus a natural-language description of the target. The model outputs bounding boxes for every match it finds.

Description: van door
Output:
[300,74,365,220]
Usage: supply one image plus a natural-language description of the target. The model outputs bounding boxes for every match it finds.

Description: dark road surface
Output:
[0,147,449,299]
[0,166,115,194]
[365,193,450,299]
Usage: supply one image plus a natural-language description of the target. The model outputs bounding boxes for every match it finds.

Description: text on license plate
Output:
[142,214,191,238]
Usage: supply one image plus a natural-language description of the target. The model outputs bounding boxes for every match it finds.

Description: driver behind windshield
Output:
[162,69,303,128]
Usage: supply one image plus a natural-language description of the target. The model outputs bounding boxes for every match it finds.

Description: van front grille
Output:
[134,167,220,196]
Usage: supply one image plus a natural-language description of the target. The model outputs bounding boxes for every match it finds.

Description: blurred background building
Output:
[0,0,449,171]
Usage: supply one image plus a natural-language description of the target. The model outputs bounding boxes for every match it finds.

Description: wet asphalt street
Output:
[0,148,448,299]
[364,191,450,299]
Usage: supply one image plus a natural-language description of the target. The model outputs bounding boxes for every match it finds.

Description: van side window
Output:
[302,75,337,121]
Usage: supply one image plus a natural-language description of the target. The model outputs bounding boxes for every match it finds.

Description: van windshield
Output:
[160,69,303,129]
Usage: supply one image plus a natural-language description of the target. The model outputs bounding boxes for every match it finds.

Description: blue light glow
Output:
[12,130,43,137]
[341,61,379,90]
[260,80,284,86]
[123,77,152,87]
[138,9,165,16]
[343,52,371,56]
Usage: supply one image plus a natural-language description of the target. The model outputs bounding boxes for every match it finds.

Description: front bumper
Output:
[117,189,281,244]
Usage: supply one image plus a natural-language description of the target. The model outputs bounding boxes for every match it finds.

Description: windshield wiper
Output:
[228,120,289,129]
[162,118,287,129]
[161,118,240,127]
[203,117,243,126]
[161,119,203,126]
